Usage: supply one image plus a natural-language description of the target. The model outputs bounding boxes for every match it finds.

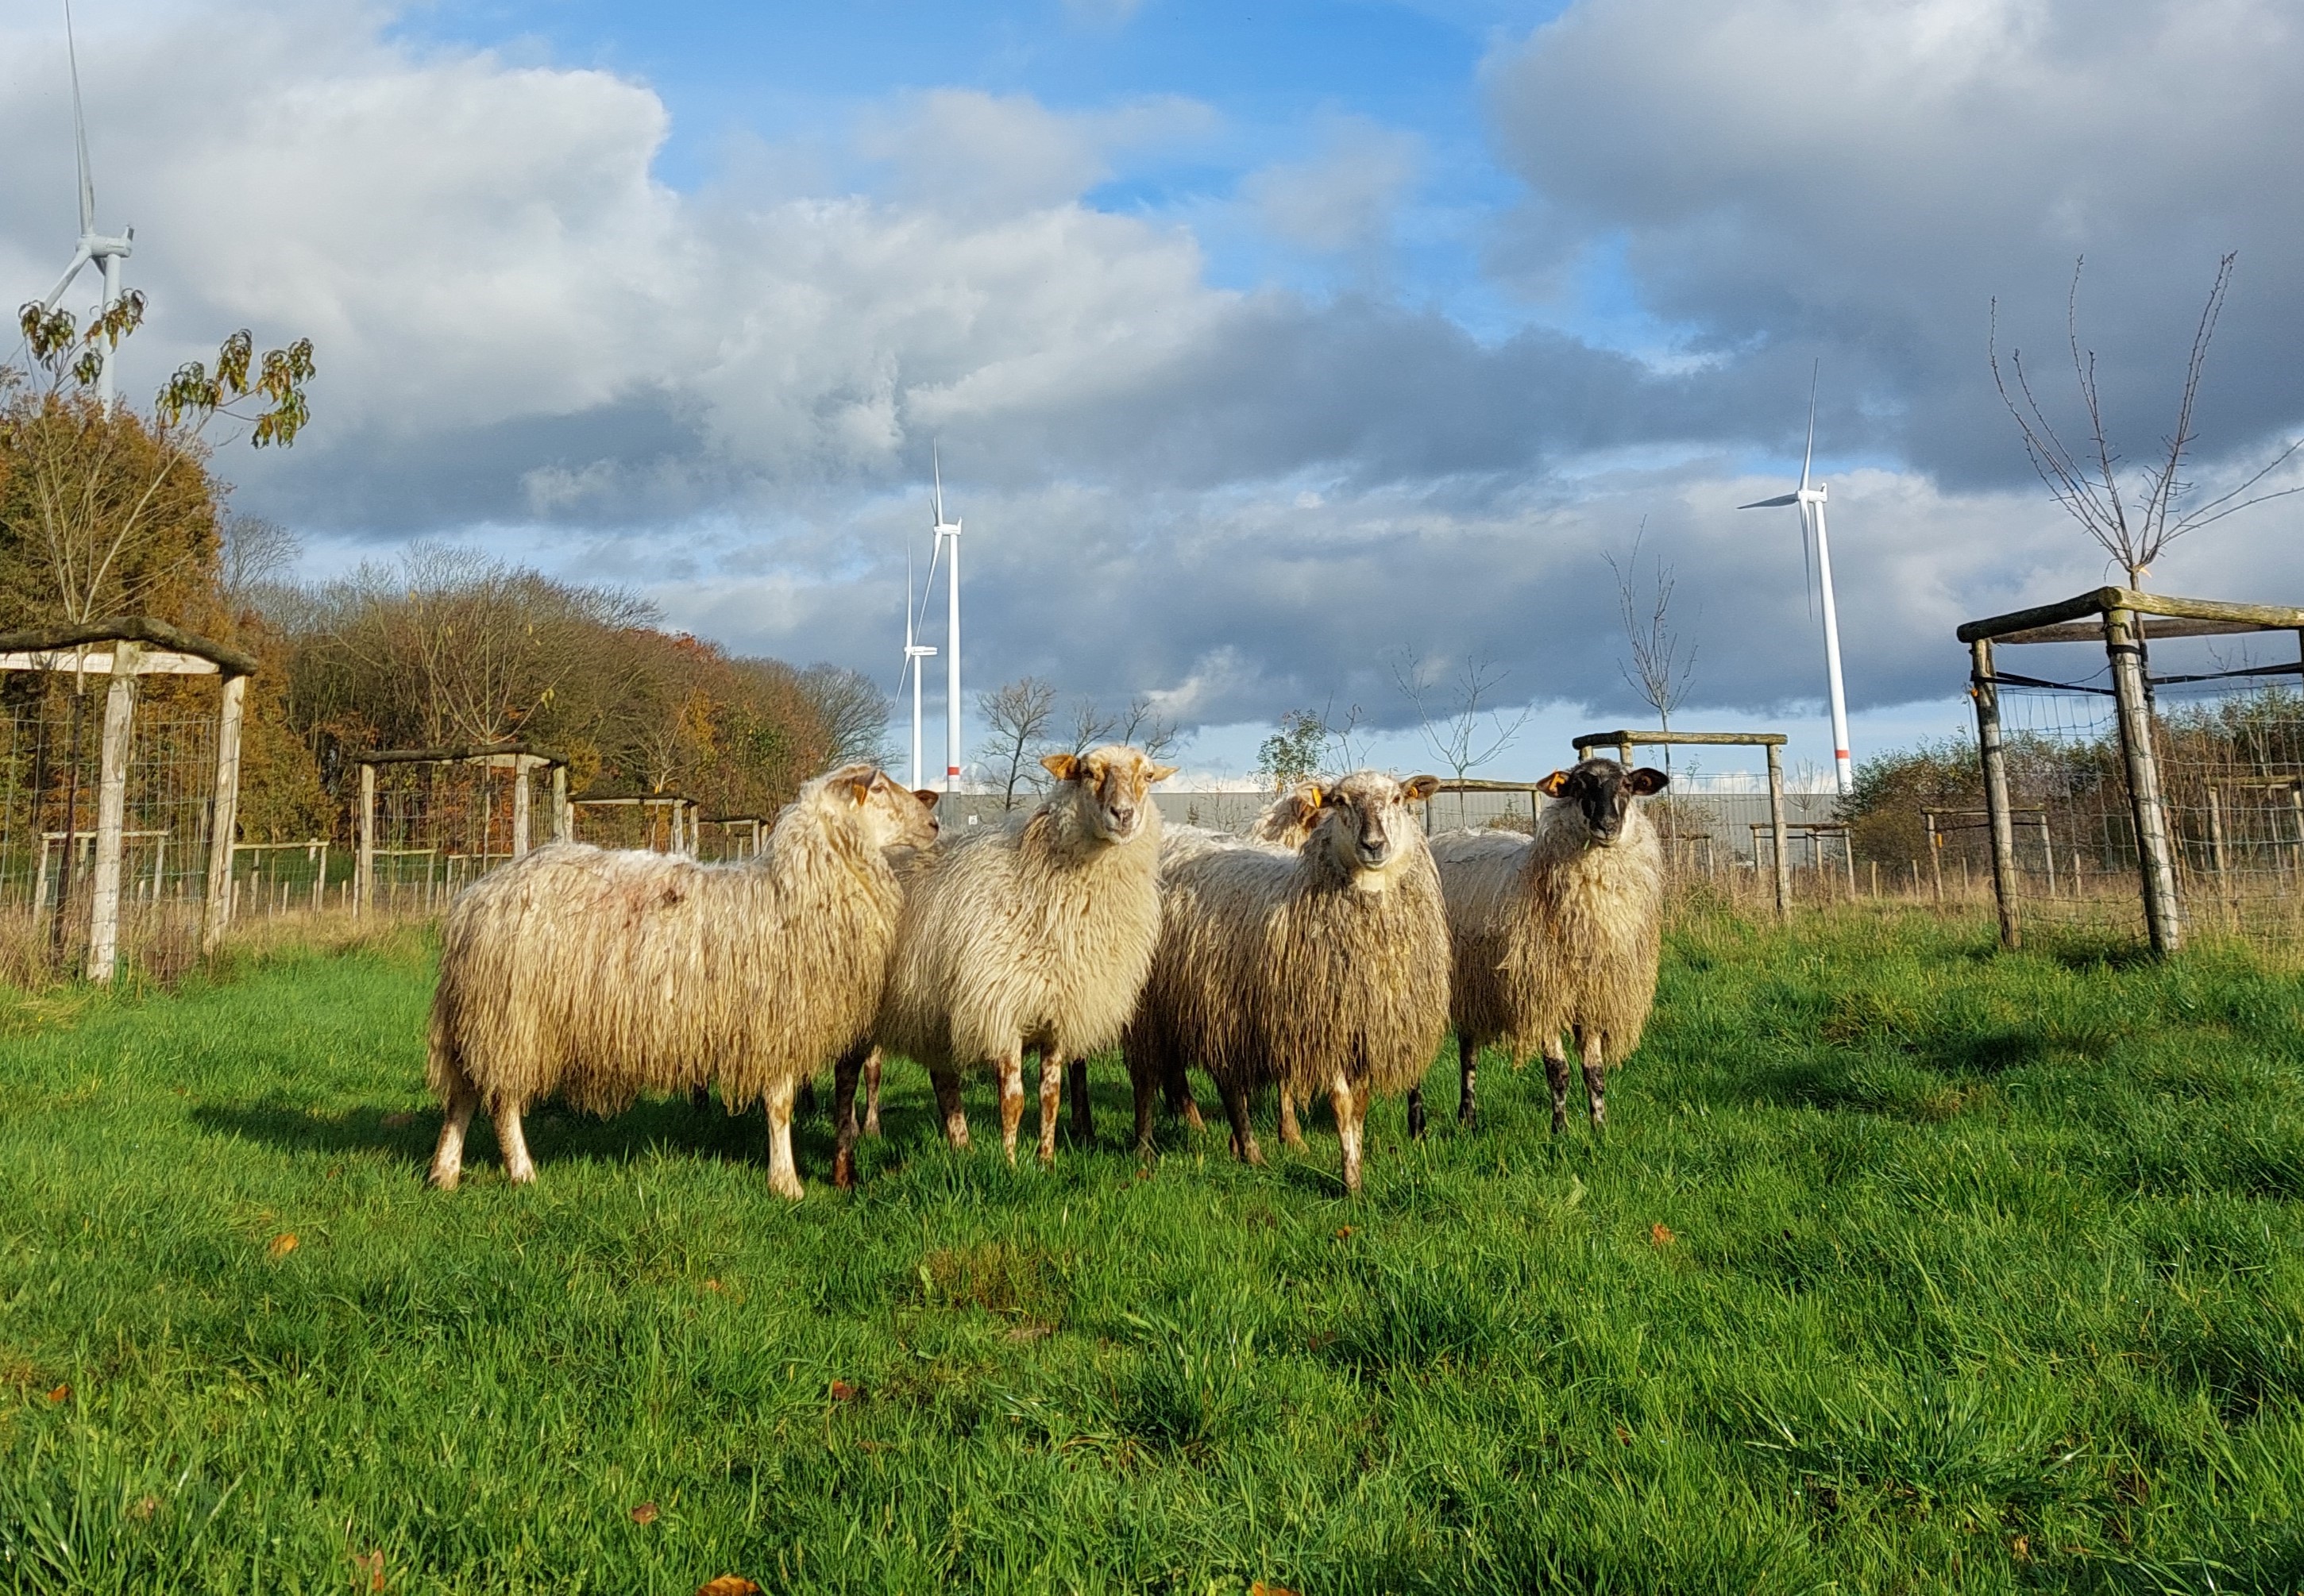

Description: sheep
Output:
[843,743,1175,1181]
[425,765,940,1197]
[1123,770,1449,1194]
[1426,757,1668,1132]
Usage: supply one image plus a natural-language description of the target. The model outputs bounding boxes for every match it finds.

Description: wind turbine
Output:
[903,546,937,789]
[932,449,963,792]
[1739,371,1854,796]
[41,0,134,415]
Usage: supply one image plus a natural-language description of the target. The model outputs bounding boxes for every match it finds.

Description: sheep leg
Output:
[998,1052,1028,1165]
[1278,1086,1306,1151]
[832,1045,867,1190]
[1036,1053,1065,1166]
[1330,1074,1362,1195]
[1163,1064,1206,1133]
[1580,1028,1608,1130]
[491,1099,537,1185]
[427,1074,480,1191]
[1129,1058,1160,1152]
[862,1047,884,1139]
[1543,1041,1571,1135]
[765,1076,804,1201]
[932,1068,971,1150]
[795,1077,820,1120]
[1458,1032,1480,1128]
[1406,1087,1427,1141]
[1218,1077,1265,1166]
[1068,1058,1094,1146]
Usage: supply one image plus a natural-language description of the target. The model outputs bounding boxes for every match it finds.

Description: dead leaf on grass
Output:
[268,1233,299,1258]
[1249,1583,1299,1596]
[1615,1424,1634,1445]
[630,1502,659,1525]
[1333,1227,1354,1239]
[830,1380,859,1401]
[2010,1535,2032,1563]
[1649,1223,1675,1247]
[350,1548,385,1591]
[129,1495,157,1521]
[1005,1323,1053,1344]
[696,1579,761,1596]
[44,1384,70,1404]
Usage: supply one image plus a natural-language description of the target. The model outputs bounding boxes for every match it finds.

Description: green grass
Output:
[2,908,2302,1594]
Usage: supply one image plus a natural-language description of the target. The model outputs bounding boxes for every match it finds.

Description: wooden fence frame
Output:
[1571,729,1794,918]
[0,618,254,979]
[352,743,567,918]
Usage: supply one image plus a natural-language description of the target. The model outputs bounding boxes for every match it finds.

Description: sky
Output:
[2,0,2300,785]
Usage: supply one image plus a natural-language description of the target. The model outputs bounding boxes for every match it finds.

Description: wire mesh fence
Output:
[361,758,531,917]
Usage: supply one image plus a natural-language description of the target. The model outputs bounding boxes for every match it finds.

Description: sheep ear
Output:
[1040,752,1081,783]
[1537,770,1569,797]
[1629,766,1669,795]
[845,772,876,804]
[1402,774,1441,802]
[1146,762,1179,784]
[1303,784,1326,809]
[914,788,942,807]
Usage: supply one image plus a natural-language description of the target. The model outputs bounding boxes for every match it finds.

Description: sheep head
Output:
[1251,780,1324,848]
[1306,771,1441,885]
[1535,758,1667,848]
[1040,744,1178,845]
[820,763,943,852]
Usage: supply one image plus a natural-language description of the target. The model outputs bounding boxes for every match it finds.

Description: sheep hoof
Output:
[1406,1092,1427,1141]
[770,1174,805,1201]
[427,1166,460,1192]
[1459,1104,1479,1129]
[863,1113,881,1139]
[832,1149,855,1189]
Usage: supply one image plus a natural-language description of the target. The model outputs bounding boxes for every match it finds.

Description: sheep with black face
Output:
[1427,757,1669,1131]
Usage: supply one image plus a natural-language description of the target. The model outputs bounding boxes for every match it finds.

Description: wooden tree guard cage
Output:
[352,743,567,918]
[1958,586,2304,954]
[1573,730,1794,918]
[568,794,700,855]
[0,617,255,979]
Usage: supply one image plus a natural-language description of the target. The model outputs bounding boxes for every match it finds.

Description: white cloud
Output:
[1241,114,1422,253]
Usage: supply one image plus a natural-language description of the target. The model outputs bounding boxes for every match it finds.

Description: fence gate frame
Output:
[1570,729,1794,918]
[352,743,568,918]
[1958,585,2304,954]
[0,616,256,977]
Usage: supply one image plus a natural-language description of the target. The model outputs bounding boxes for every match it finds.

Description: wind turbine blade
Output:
[1738,493,1800,509]
[66,0,94,233]
[1799,361,1817,495]
[1800,499,1819,624]
[41,244,92,312]
[932,444,944,526]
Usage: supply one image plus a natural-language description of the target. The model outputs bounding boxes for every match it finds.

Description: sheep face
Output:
[1251,780,1324,847]
[824,763,943,852]
[1308,771,1441,882]
[1536,758,1668,848]
[1040,745,1178,845]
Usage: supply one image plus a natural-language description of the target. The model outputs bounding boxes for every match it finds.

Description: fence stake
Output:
[86,642,141,981]
[198,673,248,954]
[553,764,569,842]
[2040,815,2056,896]
[355,761,376,919]
[1926,813,1943,904]
[2105,605,2184,954]
[1970,638,2022,948]
[1765,742,1790,919]
[2206,785,2229,905]
[511,758,533,858]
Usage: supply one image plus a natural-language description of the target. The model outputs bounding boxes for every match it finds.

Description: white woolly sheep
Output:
[1123,770,1449,1193]
[1427,757,1668,1131]
[426,765,940,1197]
[846,743,1175,1180]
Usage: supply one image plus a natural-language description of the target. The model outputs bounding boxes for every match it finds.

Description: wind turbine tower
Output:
[903,552,937,789]
[1739,372,1854,796]
[41,1,133,415]
[932,451,963,792]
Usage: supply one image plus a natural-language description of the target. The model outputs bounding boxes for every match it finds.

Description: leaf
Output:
[129,1495,157,1521]
[1649,1223,1675,1247]
[1249,1583,1300,1596]
[696,1579,761,1596]
[1333,1227,1354,1239]
[829,1380,859,1402]
[349,1548,385,1592]
[1615,1424,1635,1445]
[630,1502,659,1525]
[703,1278,726,1294]
[268,1232,299,1258]
[45,1384,71,1404]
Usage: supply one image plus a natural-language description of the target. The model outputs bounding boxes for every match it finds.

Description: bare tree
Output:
[219,513,301,608]
[1110,693,1180,760]
[1605,519,1696,755]
[1389,648,1534,827]
[1060,694,1121,758]
[1991,254,2303,589]
[799,663,892,766]
[977,676,1058,811]
[1322,696,1374,772]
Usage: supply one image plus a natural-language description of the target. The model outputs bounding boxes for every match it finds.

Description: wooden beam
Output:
[1572,728,1789,750]
[1959,586,2304,644]
[86,642,141,982]
[0,647,221,676]
[202,674,248,954]
[355,762,376,919]
[0,615,256,676]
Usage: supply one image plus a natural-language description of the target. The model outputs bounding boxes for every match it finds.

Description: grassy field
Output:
[1,908,2300,1594]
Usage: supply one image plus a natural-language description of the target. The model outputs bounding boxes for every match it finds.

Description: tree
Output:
[1,295,313,629]
[1991,254,2303,590]
[1607,520,1696,741]
[799,663,892,766]
[1255,709,1325,791]
[218,514,301,611]
[977,676,1058,810]
[1389,648,1534,827]
[1110,694,1181,761]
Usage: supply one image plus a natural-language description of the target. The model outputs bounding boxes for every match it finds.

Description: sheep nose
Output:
[1109,805,1136,830]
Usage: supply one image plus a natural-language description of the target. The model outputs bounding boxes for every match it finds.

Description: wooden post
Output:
[1765,742,1790,919]
[511,758,533,858]
[1970,638,2021,947]
[2206,784,2228,897]
[2040,816,2056,896]
[1926,812,1943,903]
[1843,830,1857,898]
[193,670,248,955]
[2105,605,2183,954]
[552,764,569,842]
[355,761,376,919]
[86,642,141,981]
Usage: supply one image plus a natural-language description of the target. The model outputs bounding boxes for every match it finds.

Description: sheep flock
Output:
[426,746,1670,1198]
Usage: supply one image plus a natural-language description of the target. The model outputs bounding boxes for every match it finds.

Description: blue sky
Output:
[3,0,2299,784]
